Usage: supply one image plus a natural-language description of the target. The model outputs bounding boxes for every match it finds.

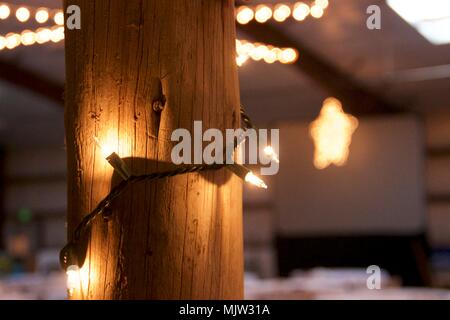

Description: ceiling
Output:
[1,0,450,148]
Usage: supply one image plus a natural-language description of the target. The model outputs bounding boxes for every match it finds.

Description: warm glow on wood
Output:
[245,171,268,189]
[65,0,243,299]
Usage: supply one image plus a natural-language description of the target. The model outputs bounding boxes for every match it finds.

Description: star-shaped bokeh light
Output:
[309,97,359,169]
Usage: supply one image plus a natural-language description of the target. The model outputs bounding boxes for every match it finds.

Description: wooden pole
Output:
[64,0,243,299]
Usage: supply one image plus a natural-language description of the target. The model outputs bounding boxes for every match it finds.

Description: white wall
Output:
[274,115,426,236]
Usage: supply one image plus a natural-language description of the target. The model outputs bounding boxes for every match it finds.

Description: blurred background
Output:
[1,0,450,299]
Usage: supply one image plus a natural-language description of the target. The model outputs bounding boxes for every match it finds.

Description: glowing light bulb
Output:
[293,2,310,21]
[35,8,49,24]
[279,48,298,64]
[50,26,65,43]
[20,30,36,46]
[5,33,20,49]
[272,47,282,60]
[66,265,81,297]
[0,36,6,50]
[228,164,268,189]
[273,4,291,22]
[236,6,254,24]
[245,172,268,189]
[0,4,10,20]
[258,45,269,54]
[315,0,329,9]
[236,54,249,67]
[54,11,64,25]
[16,7,30,22]
[255,5,272,23]
[94,137,131,180]
[310,5,324,18]
[264,146,280,163]
[236,42,247,56]
[94,136,115,159]
[36,28,52,44]
[249,45,266,61]
[310,97,359,169]
[241,42,255,55]
[263,49,277,64]
[237,40,297,65]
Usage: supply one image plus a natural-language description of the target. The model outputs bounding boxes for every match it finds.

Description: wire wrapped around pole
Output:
[61,105,260,270]
[72,163,226,243]
[240,106,255,130]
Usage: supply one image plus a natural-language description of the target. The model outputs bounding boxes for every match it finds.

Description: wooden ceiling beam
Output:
[0,59,64,106]
[236,12,403,115]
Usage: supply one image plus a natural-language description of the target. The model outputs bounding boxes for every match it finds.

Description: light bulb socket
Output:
[59,242,79,270]
[227,163,251,180]
[102,206,113,222]
[106,152,131,180]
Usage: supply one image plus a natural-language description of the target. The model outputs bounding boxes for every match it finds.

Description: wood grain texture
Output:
[64,0,243,299]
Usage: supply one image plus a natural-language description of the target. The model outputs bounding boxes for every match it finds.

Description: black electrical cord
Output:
[240,106,255,130]
[61,163,228,268]
[61,106,259,269]
[73,163,226,242]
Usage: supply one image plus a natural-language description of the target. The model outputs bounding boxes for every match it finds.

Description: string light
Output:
[54,11,64,25]
[60,107,271,293]
[15,7,30,22]
[2,31,293,67]
[263,49,278,64]
[20,29,36,46]
[0,3,10,19]
[315,0,329,9]
[35,8,49,24]
[59,242,84,297]
[0,1,329,26]
[35,27,52,44]
[293,2,310,21]
[279,48,297,64]
[229,164,267,189]
[249,44,267,61]
[236,40,298,66]
[0,1,288,297]
[310,97,359,169]
[264,146,280,163]
[59,161,267,289]
[240,106,280,167]
[0,3,62,24]
[254,4,272,23]
[310,4,324,18]
[0,25,64,51]
[50,25,65,43]
[273,4,292,22]
[66,265,81,297]
[5,32,20,49]
[235,1,328,25]
[245,171,268,189]
[236,5,254,24]
[94,137,131,180]
[59,162,267,274]
[236,54,249,67]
